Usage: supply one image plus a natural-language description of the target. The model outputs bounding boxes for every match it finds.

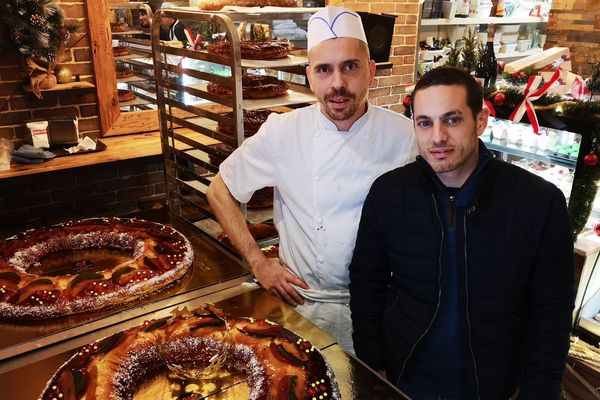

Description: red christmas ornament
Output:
[402,95,412,108]
[584,153,599,166]
[595,222,600,236]
[493,92,506,106]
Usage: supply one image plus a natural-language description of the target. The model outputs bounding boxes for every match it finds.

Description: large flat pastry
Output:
[207,74,288,99]
[199,0,298,10]
[38,304,340,400]
[0,218,193,319]
[218,109,277,138]
[208,40,291,60]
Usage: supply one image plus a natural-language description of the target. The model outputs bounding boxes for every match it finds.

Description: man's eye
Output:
[446,117,461,125]
[317,66,330,74]
[417,121,432,128]
[344,63,357,71]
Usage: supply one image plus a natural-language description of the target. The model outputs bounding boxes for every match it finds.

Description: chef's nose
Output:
[331,69,347,90]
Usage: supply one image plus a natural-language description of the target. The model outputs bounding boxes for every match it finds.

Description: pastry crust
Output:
[199,0,298,10]
[0,218,193,319]
[218,222,277,246]
[112,45,130,57]
[118,89,135,102]
[38,305,340,400]
[207,74,288,99]
[116,66,134,79]
[208,40,291,60]
[218,109,276,138]
[111,22,129,32]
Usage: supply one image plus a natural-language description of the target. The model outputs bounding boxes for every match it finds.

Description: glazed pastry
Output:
[0,218,193,319]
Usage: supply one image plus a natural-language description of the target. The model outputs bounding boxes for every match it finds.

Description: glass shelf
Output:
[481,136,577,169]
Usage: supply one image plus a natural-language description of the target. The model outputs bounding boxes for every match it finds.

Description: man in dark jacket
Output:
[349,66,574,400]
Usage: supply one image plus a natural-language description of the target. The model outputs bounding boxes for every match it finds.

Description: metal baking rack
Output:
[152,7,318,257]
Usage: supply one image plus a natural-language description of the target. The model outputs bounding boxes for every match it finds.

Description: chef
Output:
[206,6,416,353]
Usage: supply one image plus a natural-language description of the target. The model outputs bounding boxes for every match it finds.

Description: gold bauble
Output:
[56,67,72,84]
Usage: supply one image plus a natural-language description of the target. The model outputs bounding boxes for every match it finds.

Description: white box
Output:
[442,1,456,19]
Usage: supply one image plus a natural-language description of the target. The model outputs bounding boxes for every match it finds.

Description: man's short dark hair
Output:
[412,67,483,118]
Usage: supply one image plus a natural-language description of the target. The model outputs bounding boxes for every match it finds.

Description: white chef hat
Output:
[307,6,367,52]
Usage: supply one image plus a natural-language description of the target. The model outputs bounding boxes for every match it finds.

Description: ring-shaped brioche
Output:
[0,218,193,320]
[208,40,291,60]
[38,305,340,400]
[207,74,289,99]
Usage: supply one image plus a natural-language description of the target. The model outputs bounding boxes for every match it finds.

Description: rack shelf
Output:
[421,16,548,26]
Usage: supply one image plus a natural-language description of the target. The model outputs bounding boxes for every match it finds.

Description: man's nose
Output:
[331,69,347,89]
[432,123,448,144]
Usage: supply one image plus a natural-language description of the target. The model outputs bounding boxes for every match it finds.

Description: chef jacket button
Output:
[316,217,323,224]
[364,135,371,141]
[314,175,320,182]
[317,256,325,263]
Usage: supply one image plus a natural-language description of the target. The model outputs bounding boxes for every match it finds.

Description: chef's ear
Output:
[306,65,314,92]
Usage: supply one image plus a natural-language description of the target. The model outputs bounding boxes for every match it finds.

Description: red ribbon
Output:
[484,99,496,117]
[508,69,561,134]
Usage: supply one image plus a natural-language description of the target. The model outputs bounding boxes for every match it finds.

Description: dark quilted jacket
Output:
[349,149,574,400]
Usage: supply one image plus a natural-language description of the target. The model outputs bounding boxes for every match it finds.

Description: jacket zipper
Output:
[464,210,481,400]
[396,193,444,387]
[449,195,456,228]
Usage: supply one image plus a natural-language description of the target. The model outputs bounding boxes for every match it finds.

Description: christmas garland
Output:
[501,67,539,86]
[0,0,77,62]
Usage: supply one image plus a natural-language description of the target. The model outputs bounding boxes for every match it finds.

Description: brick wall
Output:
[0,157,166,238]
[0,0,101,143]
[547,0,600,76]
[342,0,419,113]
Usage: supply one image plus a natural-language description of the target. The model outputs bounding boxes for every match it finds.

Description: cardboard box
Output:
[504,47,572,74]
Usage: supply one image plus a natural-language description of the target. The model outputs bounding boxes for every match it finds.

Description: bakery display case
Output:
[0,282,409,400]
[480,116,579,201]
[0,208,249,361]
[110,1,157,112]
[478,114,600,330]
[150,6,319,255]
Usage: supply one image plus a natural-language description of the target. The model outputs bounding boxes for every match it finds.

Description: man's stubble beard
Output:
[322,87,359,121]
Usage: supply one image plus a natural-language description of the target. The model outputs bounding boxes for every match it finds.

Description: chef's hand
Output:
[251,257,309,307]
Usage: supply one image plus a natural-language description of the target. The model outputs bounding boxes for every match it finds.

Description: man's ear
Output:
[306,64,314,92]
[369,59,376,88]
[476,107,490,137]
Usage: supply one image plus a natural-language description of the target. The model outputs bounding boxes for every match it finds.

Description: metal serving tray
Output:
[0,209,250,361]
[0,286,409,400]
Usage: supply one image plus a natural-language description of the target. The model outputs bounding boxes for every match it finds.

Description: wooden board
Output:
[0,132,162,179]
[86,0,120,134]
[22,81,95,93]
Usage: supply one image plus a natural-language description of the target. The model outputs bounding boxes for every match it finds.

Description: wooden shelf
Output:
[109,1,149,9]
[22,81,95,93]
[112,29,147,36]
[421,16,548,26]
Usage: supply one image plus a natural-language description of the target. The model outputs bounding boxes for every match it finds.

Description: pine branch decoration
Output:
[459,27,480,74]
[446,40,461,68]
[588,59,600,98]
[0,0,78,62]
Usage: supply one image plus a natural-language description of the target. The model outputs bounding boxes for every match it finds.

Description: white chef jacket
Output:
[220,103,416,303]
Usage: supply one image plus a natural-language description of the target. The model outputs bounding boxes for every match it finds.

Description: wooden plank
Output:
[106,106,196,136]
[0,132,163,179]
[22,81,95,93]
[86,0,120,135]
